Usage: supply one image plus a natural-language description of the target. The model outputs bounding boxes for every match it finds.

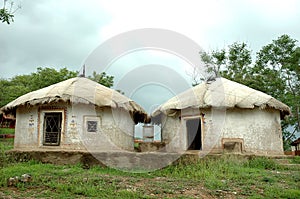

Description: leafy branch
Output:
[0,0,21,24]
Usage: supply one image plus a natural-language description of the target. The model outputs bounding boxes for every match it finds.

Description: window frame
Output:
[39,108,65,147]
[43,112,62,146]
[83,116,101,133]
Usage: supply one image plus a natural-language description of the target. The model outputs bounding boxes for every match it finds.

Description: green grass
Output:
[1,140,300,198]
[290,156,300,164]
[0,128,15,134]
[0,139,14,168]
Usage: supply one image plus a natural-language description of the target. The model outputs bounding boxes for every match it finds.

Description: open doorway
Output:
[186,118,202,150]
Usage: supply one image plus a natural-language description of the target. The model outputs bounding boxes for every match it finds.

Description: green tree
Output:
[88,71,114,88]
[0,67,78,107]
[223,42,252,82]
[254,35,300,146]
[200,42,253,85]
[30,67,78,91]
[0,78,11,107]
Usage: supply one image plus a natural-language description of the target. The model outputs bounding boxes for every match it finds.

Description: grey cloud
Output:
[0,0,111,78]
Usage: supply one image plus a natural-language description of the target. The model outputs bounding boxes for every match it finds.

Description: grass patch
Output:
[245,156,280,170]
[0,139,14,168]
[0,128,15,134]
[1,140,300,198]
[290,156,300,164]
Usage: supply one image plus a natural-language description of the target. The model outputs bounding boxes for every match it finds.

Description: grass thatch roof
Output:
[152,78,291,119]
[1,77,149,123]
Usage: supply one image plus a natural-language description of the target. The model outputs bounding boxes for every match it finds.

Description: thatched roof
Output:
[151,78,291,118]
[1,77,149,123]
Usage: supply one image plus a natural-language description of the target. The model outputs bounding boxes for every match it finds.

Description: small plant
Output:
[134,142,140,152]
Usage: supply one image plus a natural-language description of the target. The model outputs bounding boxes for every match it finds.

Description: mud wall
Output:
[14,103,135,152]
[161,107,284,155]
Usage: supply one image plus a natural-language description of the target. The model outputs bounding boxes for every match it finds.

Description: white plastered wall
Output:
[14,103,135,152]
[14,106,39,149]
[221,108,283,155]
[161,107,284,155]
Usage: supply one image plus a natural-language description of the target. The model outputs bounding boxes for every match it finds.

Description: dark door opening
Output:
[187,118,202,150]
[43,112,62,146]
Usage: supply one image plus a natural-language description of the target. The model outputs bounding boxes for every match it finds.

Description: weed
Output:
[261,176,275,183]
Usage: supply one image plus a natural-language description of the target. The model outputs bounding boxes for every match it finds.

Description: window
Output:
[43,112,62,146]
[143,125,154,142]
[84,116,101,133]
[87,121,98,132]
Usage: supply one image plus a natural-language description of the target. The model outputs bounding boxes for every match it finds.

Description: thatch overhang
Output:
[1,77,149,124]
[151,78,291,120]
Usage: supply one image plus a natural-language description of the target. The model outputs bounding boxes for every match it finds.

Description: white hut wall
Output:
[14,106,39,149]
[160,108,208,152]
[160,114,184,152]
[221,108,283,155]
[97,107,135,151]
[14,103,135,151]
[64,104,135,151]
[161,107,284,155]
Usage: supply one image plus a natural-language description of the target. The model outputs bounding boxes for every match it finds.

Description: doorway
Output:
[43,112,62,146]
[186,118,202,150]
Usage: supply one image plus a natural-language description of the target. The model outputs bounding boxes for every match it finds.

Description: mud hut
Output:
[151,78,291,155]
[1,77,148,152]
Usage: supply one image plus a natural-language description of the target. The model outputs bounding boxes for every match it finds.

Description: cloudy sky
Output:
[1,0,300,111]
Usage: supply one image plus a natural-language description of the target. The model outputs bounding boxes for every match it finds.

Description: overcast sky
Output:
[1,0,300,111]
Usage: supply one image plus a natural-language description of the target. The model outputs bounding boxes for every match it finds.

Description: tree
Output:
[191,49,227,85]
[88,71,114,88]
[0,0,20,24]
[254,35,300,146]
[199,42,253,84]
[29,67,78,91]
[0,67,78,107]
